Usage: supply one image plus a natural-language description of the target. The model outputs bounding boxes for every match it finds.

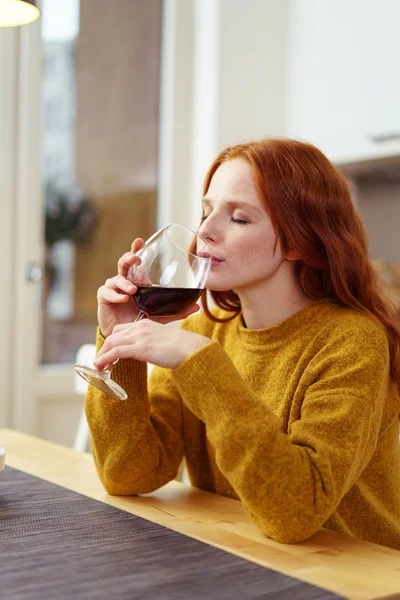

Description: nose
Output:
[198,215,218,243]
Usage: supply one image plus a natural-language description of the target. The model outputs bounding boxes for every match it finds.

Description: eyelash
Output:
[200,215,248,225]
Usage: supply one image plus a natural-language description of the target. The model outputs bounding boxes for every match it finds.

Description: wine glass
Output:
[74,223,212,400]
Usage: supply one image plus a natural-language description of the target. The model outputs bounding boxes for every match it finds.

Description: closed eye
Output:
[200,214,249,224]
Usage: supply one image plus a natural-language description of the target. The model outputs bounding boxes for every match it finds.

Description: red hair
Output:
[201,138,400,388]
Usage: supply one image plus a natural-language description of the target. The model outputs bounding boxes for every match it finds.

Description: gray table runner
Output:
[0,467,344,599]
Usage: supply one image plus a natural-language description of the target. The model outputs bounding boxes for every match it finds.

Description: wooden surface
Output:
[1,428,400,600]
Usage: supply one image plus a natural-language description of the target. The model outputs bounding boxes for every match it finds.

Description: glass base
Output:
[74,364,128,401]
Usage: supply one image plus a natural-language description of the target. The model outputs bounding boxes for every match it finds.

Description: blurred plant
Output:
[45,182,97,246]
[43,182,98,292]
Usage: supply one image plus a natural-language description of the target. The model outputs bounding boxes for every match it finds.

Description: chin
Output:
[206,279,237,293]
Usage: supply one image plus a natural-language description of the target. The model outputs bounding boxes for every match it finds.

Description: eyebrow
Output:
[202,198,262,214]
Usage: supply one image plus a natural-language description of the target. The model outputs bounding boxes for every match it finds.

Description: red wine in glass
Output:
[133,285,202,317]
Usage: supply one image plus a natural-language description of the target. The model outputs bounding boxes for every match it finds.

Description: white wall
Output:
[157,0,194,230]
[158,0,291,231]
[188,0,291,227]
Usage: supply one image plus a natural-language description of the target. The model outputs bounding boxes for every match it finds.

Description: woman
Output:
[87,138,400,550]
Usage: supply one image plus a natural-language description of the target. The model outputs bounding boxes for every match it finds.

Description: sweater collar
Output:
[235,298,336,345]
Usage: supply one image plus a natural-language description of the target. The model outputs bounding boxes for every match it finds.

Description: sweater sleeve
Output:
[85,329,184,495]
[171,324,390,544]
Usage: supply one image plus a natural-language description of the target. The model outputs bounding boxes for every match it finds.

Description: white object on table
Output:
[73,343,96,452]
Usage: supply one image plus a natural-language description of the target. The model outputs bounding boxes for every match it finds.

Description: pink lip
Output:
[198,251,224,263]
[211,258,224,267]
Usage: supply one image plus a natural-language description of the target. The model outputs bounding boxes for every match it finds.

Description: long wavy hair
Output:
[201,138,400,388]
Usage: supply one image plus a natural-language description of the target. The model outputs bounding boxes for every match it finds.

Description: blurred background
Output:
[0,0,399,446]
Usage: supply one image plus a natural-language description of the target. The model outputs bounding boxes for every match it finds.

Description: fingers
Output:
[118,251,142,278]
[97,324,135,353]
[117,237,144,278]
[97,286,131,305]
[98,275,137,304]
[94,325,138,369]
[131,238,145,253]
[105,275,136,294]
[112,322,133,334]
[94,345,134,371]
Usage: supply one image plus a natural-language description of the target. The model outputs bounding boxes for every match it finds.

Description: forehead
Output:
[205,158,261,207]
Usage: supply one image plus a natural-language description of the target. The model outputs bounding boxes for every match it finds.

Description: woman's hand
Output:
[97,238,201,338]
[93,319,211,370]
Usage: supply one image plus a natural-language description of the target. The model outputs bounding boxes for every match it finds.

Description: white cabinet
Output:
[287,0,400,165]
[362,0,400,150]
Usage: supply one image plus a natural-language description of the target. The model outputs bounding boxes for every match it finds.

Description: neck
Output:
[236,262,315,330]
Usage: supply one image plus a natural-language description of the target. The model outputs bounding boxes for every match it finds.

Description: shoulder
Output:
[312,303,390,374]
[180,306,235,337]
[305,305,394,405]
[323,304,388,349]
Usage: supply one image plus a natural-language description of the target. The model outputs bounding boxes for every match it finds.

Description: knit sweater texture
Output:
[85,299,400,549]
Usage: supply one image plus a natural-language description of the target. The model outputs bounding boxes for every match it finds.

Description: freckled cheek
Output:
[232,238,276,268]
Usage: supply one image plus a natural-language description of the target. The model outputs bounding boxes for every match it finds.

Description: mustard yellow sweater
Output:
[85,299,400,550]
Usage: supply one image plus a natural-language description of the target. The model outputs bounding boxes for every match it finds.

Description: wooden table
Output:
[1,428,400,599]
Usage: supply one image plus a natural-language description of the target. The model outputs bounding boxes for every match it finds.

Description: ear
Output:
[285,249,301,261]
